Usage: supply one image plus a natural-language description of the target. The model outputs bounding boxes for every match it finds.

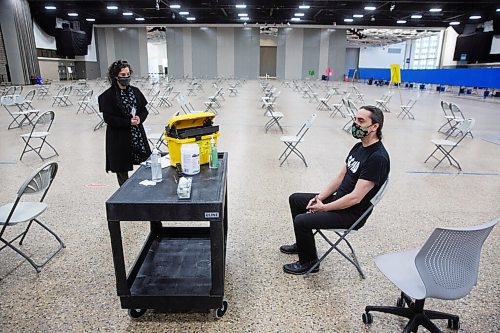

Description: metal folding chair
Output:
[19,89,36,111]
[158,86,174,107]
[397,99,417,119]
[19,110,59,161]
[449,103,472,138]
[317,89,334,111]
[437,100,455,133]
[76,89,94,114]
[341,99,358,133]
[89,97,105,131]
[265,110,285,133]
[279,114,317,167]
[2,95,39,130]
[305,178,390,278]
[228,84,238,96]
[375,92,392,112]
[146,90,161,115]
[424,118,475,171]
[0,162,65,273]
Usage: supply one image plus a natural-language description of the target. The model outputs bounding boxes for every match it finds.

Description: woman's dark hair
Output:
[360,105,384,140]
[107,60,132,86]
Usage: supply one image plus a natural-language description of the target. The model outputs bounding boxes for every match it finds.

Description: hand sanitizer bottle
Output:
[209,135,219,169]
[151,148,162,182]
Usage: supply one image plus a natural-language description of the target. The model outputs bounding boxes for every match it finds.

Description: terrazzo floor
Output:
[0,78,499,333]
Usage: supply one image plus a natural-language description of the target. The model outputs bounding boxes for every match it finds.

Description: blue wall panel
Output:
[348,68,500,88]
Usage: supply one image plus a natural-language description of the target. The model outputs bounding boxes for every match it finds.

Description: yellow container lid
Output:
[166,112,216,132]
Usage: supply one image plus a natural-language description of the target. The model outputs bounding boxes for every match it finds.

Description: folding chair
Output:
[375,92,392,112]
[317,89,334,110]
[424,118,475,171]
[76,89,94,114]
[0,162,65,273]
[264,102,285,133]
[89,97,105,131]
[449,103,472,138]
[351,85,365,104]
[176,95,197,114]
[147,132,168,153]
[279,114,317,167]
[437,101,455,134]
[397,98,417,119]
[305,178,390,278]
[329,97,348,119]
[51,87,65,107]
[341,99,358,133]
[363,218,498,332]
[1,95,39,130]
[158,86,174,107]
[146,90,160,115]
[19,110,59,161]
[19,89,36,111]
[228,83,238,96]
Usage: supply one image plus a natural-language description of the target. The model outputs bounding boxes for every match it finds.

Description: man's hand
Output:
[131,115,141,126]
[308,196,325,213]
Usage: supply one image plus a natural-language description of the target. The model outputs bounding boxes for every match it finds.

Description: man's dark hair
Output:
[107,60,132,86]
[360,105,384,140]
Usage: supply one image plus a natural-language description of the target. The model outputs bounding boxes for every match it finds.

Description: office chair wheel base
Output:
[128,308,146,319]
[396,297,405,308]
[447,318,460,330]
[212,300,228,319]
[362,312,373,324]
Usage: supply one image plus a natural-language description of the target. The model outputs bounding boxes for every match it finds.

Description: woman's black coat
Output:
[98,85,152,172]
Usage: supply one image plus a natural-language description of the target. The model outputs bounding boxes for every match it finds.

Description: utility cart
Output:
[105,153,228,319]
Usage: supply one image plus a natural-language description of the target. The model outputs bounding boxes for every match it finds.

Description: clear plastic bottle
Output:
[209,135,219,169]
[151,148,162,182]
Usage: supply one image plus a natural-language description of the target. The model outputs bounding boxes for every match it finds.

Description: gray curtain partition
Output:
[12,0,40,83]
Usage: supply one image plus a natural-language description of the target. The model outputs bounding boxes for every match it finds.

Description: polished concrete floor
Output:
[0,78,499,332]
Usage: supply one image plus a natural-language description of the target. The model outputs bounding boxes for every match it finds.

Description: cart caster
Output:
[212,301,228,319]
[362,312,373,324]
[128,308,146,319]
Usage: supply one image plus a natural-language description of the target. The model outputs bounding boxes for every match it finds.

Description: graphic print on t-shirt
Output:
[347,155,360,173]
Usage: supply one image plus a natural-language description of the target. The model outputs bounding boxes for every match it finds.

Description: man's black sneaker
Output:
[279,243,298,254]
[283,260,320,275]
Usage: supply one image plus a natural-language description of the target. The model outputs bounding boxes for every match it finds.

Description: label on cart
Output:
[205,212,219,219]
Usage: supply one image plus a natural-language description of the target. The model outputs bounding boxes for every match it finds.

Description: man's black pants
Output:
[289,193,362,264]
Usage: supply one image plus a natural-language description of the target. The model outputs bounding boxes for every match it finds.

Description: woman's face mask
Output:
[351,122,374,139]
[116,76,131,87]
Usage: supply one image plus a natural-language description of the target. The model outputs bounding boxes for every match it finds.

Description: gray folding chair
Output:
[2,95,39,130]
[89,97,105,131]
[375,92,392,112]
[305,178,390,278]
[279,114,317,167]
[0,162,65,273]
[363,218,498,332]
[76,89,94,114]
[341,99,358,133]
[437,100,455,133]
[20,110,59,161]
[449,103,472,138]
[424,118,475,171]
[397,98,417,119]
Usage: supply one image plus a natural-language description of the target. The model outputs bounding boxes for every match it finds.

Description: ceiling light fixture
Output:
[107,5,118,10]
[240,17,249,21]
[170,5,181,9]
[45,6,56,10]
[135,17,145,21]
[469,15,481,19]
[364,6,376,11]
[497,9,500,12]
[186,17,196,21]
[68,12,78,16]
[353,14,363,18]
[86,18,95,22]
[295,13,305,17]
[429,8,442,12]
[411,15,422,19]
[235,4,246,9]
[344,18,353,22]
[299,5,310,9]
[449,21,460,25]
[123,12,133,16]
[238,13,248,17]
[291,17,301,21]
[179,12,189,15]
[397,20,407,24]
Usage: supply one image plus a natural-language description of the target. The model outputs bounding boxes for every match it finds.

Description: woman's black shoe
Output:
[279,243,298,254]
[283,260,320,275]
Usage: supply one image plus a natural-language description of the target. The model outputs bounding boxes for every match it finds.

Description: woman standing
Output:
[98,60,151,186]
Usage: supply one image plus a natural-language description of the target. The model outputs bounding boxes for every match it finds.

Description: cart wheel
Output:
[213,301,228,319]
[128,308,146,319]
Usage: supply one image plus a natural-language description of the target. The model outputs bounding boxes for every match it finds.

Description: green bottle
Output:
[209,135,218,169]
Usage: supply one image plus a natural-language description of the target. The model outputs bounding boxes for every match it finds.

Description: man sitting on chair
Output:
[280,105,390,275]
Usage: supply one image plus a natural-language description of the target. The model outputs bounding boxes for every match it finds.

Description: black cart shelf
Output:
[106,153,228,319]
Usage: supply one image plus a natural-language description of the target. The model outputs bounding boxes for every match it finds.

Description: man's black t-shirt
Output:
[335,141,390,216]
